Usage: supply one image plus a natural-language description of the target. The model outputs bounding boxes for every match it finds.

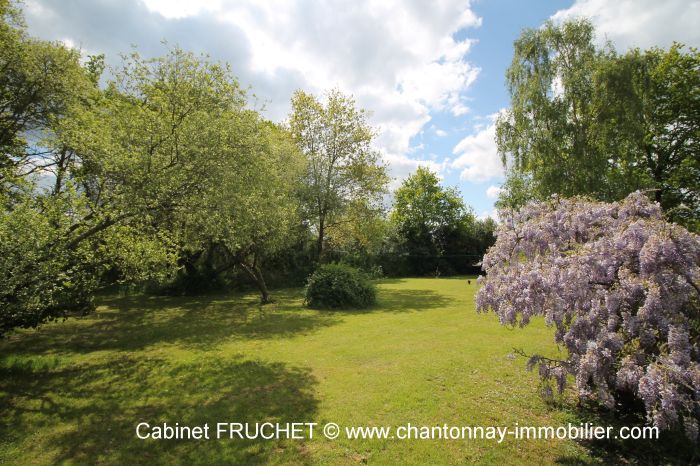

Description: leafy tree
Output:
[496,20,612,202]
[391,167,491,275]
[595,44,700,229]
[289,89,388,261]
[64,47,248,238]
[180,119,306,303]
[0,0,93,196]
[0,3,164,336]
[477,192,700,440]
[1,40,258,334]
[323,198,389,269]
[496,19,700,229]
[75,48,307,304]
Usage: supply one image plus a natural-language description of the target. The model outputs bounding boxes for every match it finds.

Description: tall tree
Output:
[496,19,700,230]
[496,20,611,202]
[595,44,700,229]
[289,89,388,261]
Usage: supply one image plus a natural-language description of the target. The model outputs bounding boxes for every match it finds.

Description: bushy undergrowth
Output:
[305,263,376,309]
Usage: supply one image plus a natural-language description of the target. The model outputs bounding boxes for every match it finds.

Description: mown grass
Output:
[0,278,691,464]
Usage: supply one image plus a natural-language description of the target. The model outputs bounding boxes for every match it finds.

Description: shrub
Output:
[367,264,385,280]
[477,192,700,441]
[305,263,376,309]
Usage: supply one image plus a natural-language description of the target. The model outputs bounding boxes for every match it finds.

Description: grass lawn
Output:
[0,278,685,465]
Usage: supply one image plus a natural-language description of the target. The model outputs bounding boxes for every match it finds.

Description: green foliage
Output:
[0,4,262,333]
[289,89,389,261]
[493,170,534,212]
[0,0,92,195]
[497,19,700,229]
[594,43,700,229]
[0,185,177,336]
[390,167,495,275]
[175,116,306,302]
[0,197,94,335]
[0,3,180,335]
[304,263,376,309]
[496,19,612,201]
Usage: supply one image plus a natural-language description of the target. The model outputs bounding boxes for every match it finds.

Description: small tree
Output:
[477,192,700,440]
[183,119,305,303]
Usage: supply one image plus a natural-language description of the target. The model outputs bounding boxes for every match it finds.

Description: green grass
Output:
[0,278,684,465]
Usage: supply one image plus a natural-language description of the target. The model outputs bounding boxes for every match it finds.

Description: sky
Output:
[20,0,700,219]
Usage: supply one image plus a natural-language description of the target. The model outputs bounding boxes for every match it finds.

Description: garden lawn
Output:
[1,278,602,464]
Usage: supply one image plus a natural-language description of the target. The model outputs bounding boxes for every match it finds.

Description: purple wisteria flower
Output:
[477,192,700,440]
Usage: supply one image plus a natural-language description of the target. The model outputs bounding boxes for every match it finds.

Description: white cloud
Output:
[451,113,504,182]
[485,185,501,199]
[552,0,700,51]
[22,0,482,185]
[142,0,222,19]
[383,152,451,189]
[435,128,448,137]
[477,209,499,222]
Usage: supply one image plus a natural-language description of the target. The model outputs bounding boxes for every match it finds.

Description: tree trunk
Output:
[53,149,67,196]
[240,259,273,304]
[316,216,325,262]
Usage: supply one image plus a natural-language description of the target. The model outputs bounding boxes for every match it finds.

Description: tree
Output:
[76,49,306,304]
[496,19,700,229]
[289,89,388,261]
[0,41,255,334]
[477,192,700,440]
[180,118,305,303]
[0,2,169,336]
[0,0,93,196]
[322,198,389,271]
[595,44,700,230]
[391,167,491,275]
[496,20,613,202]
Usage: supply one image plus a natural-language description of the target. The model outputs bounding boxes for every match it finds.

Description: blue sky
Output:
[21,0,700,219]
[410,0,574,218]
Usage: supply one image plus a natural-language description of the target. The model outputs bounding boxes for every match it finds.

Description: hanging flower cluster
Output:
[477,192,700,440]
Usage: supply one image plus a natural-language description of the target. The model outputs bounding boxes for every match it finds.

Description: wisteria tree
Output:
[476,192,700,440]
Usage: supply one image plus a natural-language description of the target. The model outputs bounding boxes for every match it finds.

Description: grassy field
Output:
[0,278,685,465]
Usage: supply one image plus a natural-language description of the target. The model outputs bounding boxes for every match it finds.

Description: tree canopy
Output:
[391,167,495,276]
[496,19,700,230]
[0,3,307,331]
[289,89,388,261]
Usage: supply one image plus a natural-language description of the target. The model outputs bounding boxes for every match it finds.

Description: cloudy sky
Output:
[21,0,700,218]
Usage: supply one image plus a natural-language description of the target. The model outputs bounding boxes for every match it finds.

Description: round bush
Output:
[305,263,376,309]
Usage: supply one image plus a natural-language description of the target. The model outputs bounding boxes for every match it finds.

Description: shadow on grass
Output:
[553,401,699,465]
[0,283,455,463]
[0,354,318,465]
[375,288,452,313]
[4,289,339,355]
[308,288,452,314]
